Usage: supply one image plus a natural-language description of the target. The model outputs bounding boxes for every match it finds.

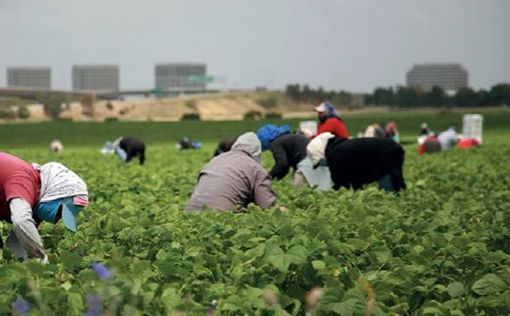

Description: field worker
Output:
[176,137,202,151]
[308,135,406,192]
[185,132,276,212]
[418,135,441,155]
[213,136,238,156]
[0,152,88,263]
[385,121,400,143]
[458,138,480,149]
[420,122,433,136]
[418,122,434,145]
[256,124,310,180]
[49,139,64,154]
[363,123,384,138]
[296,133,334,190]
[437,126,458,151]
[314,101,349,138]
[114,136,146,165]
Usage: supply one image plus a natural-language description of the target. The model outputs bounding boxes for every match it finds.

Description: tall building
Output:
[406,63,468,92]
[155,63,207,92]
[72,65,119,92]
[7,66,51,89]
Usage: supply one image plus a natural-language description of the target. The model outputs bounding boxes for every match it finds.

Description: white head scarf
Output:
[307,132,335,166]
[231,132,262,162]
[37,162,88,202]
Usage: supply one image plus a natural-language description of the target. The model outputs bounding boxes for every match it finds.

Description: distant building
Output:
[7,66,51,89]
[406,63,468,92]
[155,63,207,92]
[72,65,119,92]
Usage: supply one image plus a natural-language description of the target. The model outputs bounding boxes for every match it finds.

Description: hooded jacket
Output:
[185,132,276,211]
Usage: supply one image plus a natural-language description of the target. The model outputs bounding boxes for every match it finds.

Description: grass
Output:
[0,110,508,149]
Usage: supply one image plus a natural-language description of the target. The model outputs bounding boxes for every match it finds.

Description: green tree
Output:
[370,87,396,106]
[488,83,510,106]
[452,87,477,107]
[17,105,30,119]
[285,84,301,101]
[35,92,69,119]
[424,86,446,107]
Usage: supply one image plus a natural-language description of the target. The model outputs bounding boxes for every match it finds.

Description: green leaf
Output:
[472,273,507,295]
[60,251,82,270]
[287,245,308,264]
[447,282,465,298]
[345,238,368,250]
[67,292,84,315]
[60,281,72,291]
[265,244,308,273]
[161,287,181,311]
[312,260,326,270]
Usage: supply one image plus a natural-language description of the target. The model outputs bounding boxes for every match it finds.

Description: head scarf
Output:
[38,162,88,202]
[307,132,335,166]
[256,124,290,151]
[231,132,262,162]
[33,162,88,231]
[315,101,341,119]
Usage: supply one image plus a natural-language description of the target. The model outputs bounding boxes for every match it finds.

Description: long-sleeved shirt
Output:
[269,134,309,180]
[8,198,46,260]
[185,150,276,211]
[0,152,46,260]
[316,117,349,139]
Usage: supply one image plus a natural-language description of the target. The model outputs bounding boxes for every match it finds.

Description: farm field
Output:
[0,110,509,315]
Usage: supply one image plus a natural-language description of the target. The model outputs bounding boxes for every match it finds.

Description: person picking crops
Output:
[0,152,88,263]
[185,132,277,212]
[114,136,146,165]
[308,134,406,192]
[314,101,349,138]
[213,136,238,157]
[256,124,310,183]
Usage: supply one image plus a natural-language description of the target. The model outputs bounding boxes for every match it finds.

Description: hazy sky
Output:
[0,0,508,92]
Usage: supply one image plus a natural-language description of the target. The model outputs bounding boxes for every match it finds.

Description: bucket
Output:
[462,114,483,144]
[299,121,317,138]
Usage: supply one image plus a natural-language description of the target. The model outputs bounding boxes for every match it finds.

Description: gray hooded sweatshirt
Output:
[185,132,276,211]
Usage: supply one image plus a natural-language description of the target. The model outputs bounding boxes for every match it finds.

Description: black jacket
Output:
[270,133,309,180]
[325,137,406,191]
[119,136,146,164]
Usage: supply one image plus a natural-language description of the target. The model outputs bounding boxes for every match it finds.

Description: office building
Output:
[7,66,51,89]
[72,65,119,92]
[155,63,207,92]
[406,63,468,91]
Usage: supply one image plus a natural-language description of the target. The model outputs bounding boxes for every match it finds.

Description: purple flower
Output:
[84,294,102,316]
[11,297,30,316]
[91,262,112,280]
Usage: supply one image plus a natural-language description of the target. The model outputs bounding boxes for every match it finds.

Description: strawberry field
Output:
[1,111,509,315]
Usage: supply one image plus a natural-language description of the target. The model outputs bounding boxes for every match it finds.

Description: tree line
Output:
[285,83,510,108]
[285,84,353,107]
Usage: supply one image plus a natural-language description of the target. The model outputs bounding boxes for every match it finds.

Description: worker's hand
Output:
[278,206,288,213]
[35,255,49,265]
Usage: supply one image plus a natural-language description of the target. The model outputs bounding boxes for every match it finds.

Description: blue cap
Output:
[61,197,86,232]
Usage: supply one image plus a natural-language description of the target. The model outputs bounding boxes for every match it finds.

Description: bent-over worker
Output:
[185,132,277,212]
[0,152,88,263]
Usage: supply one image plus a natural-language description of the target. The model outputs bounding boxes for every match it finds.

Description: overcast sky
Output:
[0,0,508,92]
